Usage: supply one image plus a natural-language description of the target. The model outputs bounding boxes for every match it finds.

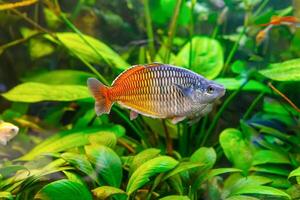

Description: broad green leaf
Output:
[92,186,126,200]
[220,128,253,172]
[259,58,300,81]
[35,179,93,200]
[130,148,161,175]
[175,36,223,79]
[207,168,242,180]
[159,195,190,200]
[22,70,95,85]
[19,125,124,160]
[126,156,178,195]
[225,174,272,194]
[251,165,290,176]
[226,195,260,200]
[88,132,117,148]
[252,150,290,165]
[190,147,216,170]
[163,161,203,180]
[85,144,122,187]
[0,192,13,200]
[231,60,246,74]
[232,185,291,199]
[45,32,129,70]
[2,82,90,103]
[60,152,97,182]
[288,167,300,179]
[63,171,87,186]
[214,78,271,93]
[150,0,191,25]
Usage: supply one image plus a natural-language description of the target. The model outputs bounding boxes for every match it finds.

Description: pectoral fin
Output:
[130,110,139,120]
[174,84,194,99]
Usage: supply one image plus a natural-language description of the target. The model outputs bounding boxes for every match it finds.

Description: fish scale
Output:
[87,63,225,123]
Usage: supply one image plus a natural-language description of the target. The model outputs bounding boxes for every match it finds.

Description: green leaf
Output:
[130,148,161,175]
[0,192,13,200]
[85,144,122,187]
[92,186,126,200]
[60,152,97,183]
[175,36,223,79]
[163,161,203,180]
[231,60,246,74]
[45,32,129,70]
[35,179,93,200]
[207,168,242,180]
[159,195,190,200]
[232,185,291,199]
[225,174,273,197]
[2,82,90,103]
[288,167,300,179]
[63,171,87,186]
[259,58,300,81]
[150,0,191,25]
[251,165,290,176]
[19,125,124,160]
[88,132,117,148]
[126,156,179,195]
[214,78,271,93]
[252,150,290,165]
[226,195,260,200]
[22,70,95,85]
[0,165,28,179]
[219,128,253,172]
[190,147,216,170]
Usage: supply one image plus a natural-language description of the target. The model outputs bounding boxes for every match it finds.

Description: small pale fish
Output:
[87,63,225,124]
[0,121,19,145]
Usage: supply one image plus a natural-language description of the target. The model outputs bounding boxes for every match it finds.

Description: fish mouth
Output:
[215,84,226,99]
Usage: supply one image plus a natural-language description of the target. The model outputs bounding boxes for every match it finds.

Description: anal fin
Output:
[130,110,139,120]
[171,116,186,124]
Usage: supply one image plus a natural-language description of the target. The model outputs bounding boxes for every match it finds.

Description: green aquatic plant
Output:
[0,0,300,199]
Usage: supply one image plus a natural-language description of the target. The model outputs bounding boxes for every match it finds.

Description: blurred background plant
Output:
[0,0,300,199]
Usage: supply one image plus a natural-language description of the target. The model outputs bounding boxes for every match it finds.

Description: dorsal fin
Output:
[112,63,162,86]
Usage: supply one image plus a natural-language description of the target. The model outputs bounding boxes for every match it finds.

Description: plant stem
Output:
[196,116,208,147]
[253,0,270,17]
[162,120,173,155]
[143,0,155,61]
[72,51,109,85]
[201,80,248,146]
[188,0,196,68]
[222,27,246,75]
[164,0,182,63]
[268,82,300,112]
[112,107,150,147]
[243,91,265,120]
[0,32,41,52]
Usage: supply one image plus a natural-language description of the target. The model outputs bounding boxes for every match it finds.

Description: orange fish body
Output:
[88,63,225,124]
[260,16,299,27]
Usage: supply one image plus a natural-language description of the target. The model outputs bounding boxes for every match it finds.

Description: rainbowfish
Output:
[256,25,273,45]
[0,121,19,145]
[87,63,225,124]
[260,16,300,27]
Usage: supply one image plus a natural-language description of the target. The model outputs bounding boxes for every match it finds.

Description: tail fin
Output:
[87,78,113,116]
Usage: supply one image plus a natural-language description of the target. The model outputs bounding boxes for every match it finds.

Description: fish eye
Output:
[207,86,215,94]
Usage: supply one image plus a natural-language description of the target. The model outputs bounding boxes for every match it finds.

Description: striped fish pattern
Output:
[87,63,225,124]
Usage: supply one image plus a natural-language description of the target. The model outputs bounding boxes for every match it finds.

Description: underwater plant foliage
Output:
[0,0,300,199]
